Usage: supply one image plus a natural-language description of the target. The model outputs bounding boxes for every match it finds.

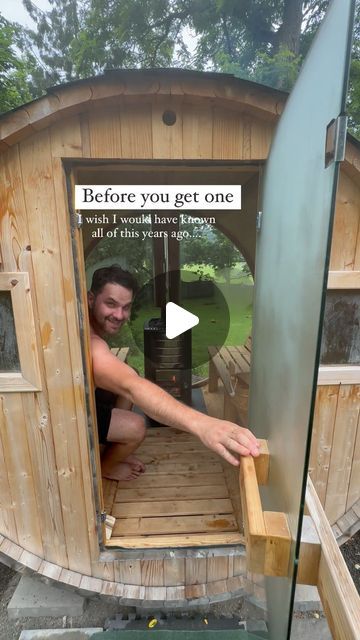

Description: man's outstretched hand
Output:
[197,419,260,466]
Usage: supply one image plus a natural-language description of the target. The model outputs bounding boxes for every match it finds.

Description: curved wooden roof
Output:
[0,69,287,151]
[0,68,359,175]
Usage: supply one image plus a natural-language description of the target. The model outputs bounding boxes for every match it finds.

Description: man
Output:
[88,264,260,481]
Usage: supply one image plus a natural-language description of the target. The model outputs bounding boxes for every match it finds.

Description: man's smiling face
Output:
[88,282,133,336]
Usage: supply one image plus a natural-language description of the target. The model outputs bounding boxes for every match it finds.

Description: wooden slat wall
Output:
[330,171,360,271]
[85,100,274,162]
[0,84,359,589]
[310,164,360,525]
[309,384,360,524]
[17,127,92,574]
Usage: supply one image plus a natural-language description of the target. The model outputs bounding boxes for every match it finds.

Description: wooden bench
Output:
[208,337,251,426]
[110,346,130,362]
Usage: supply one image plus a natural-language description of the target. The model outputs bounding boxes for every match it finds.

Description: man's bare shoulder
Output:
[90,329,110,354]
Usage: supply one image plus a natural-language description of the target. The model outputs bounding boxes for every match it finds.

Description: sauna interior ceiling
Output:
[75,165,259,186]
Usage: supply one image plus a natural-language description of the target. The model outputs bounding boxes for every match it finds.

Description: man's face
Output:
[88,282,133,336]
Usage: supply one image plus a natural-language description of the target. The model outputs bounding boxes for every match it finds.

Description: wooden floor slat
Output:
[112,498,233,518]
[113,513,238,536]
[107,532,245,548]
[115,484,229,503]
[103,478,117,514]
[136,452,219,465]
[139,462,223,475]
[102,418,241,547]
[116,473,226,489]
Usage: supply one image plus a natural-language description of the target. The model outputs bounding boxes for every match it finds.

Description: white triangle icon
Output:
[165,302,199,339]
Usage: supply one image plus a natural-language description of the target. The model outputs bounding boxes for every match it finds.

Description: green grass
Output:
[110,281,253,376]
[182,262,253,285]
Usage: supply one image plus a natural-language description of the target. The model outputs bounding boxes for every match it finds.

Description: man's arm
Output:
[91,336,259,465]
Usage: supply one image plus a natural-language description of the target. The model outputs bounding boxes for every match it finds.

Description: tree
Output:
[4,1,359,136]
[0,14,34,114]
[181,225,242,282]
[20,1,332,85]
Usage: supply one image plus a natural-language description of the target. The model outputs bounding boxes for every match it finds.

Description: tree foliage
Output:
[0,14,35,114]
[1,1,359,135]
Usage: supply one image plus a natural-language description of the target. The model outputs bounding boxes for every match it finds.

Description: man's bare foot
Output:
[124,454,146,473]
[103,462,142,482]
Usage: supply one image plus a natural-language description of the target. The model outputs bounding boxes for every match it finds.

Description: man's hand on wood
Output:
[197,420,260,466]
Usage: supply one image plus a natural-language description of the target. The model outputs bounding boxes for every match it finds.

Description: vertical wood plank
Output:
[242,116,252,160]
[309,385,339,506]
[152,100,183,159]
[346,408,360,511]
[185,557,207,585]
[0,145,68,565]
[80,113,91,157]
[212,109,243,159]
[0,395,43,555]
[249,119,273,159]
[141,559,165,587]
[182,103,212,159]
[163,557,185,586]
[120,103,153,158]
[50,116,100,564]
[19,128,92,574]
[206,556,229,582]
[92,560,115,582]
[0,397,18,542]
[330,172,360,270]
[325,385,360,524]
[114,559,142,585]
[0,149,31,272]
[88,107,122,157]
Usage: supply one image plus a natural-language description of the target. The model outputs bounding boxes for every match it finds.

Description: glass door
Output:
[249,0,356,638]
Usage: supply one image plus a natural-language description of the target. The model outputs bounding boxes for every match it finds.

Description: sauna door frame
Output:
[65,158,262,551]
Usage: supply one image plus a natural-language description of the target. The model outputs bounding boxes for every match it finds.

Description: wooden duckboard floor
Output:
[103,423,244,549]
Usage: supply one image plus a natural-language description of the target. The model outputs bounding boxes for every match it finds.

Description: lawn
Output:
[110,279,253,376]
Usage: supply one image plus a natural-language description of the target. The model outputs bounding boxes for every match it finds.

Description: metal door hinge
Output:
[75,211,83,228]
[256,211,263,231]
[97,510,107,524]
[325,115,348,167]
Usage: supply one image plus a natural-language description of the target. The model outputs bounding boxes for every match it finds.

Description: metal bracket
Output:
[325,115,348,167]
[97,510,107,524]
[75,211,83,228]
[256,211,263,232]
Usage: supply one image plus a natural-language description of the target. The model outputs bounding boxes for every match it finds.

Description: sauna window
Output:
[0,273,41,392]
[320,290,360,365]
[0,292,20,372]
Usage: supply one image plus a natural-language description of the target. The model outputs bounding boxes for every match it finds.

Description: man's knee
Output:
[129,413,146,443]
[109,410,146,444]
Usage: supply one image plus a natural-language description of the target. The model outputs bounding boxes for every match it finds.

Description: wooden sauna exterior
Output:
[0,69,359,603]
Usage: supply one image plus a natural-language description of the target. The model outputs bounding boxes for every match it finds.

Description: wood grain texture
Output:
[0,395,43,555]
[306,477,360,640]
[327,270,360,288]
[152,99,183,158]
[330,171,360,271]
[88,107,122,157]
[120,103,153,158]
[309,385,339,506]
[0,144,68,565]
[19,128,91,574]
[212,109,244,160]
[51,116,101,565]
[106,532,244,549]
[113,514,238,537]
[325,385,360,523]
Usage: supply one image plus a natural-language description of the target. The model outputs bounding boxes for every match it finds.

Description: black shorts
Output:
[95,388,118,444]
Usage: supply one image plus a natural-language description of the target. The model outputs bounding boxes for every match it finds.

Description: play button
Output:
[128,269,231,371]
[166,302,199,339]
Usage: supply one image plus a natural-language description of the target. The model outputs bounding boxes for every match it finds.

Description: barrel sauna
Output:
[0,69,359,605]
